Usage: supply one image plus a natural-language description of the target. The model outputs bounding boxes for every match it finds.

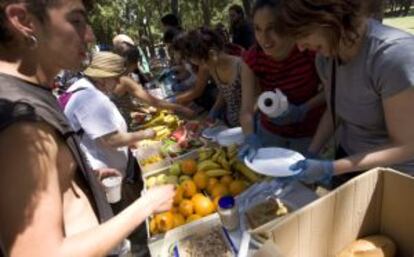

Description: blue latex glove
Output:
[238,133,262,162]
[289,159,334,185]
[270,104,309,125]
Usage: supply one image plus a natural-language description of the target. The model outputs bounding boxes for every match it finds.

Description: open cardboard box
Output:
[253,168,414,257]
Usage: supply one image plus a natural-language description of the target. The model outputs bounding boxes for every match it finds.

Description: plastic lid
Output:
[218,196,235,209]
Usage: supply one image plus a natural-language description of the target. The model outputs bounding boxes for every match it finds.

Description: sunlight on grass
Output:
[384,15,414,34]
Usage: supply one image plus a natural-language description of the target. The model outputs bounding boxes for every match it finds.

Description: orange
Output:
[206,177,219,194]
[211,183,230,199]
[229,180,247,196]
[220,175,234,186]
[156,212,174,232]
[180,159,197,175]
[213,196,221,210]
[181,180,198,198]
[149,218,158,235]
[172,213,186,227]
[193,170,208,189]
[191,193,205,205]
[192,194,215,217]
[186,214,202,223]
[179,199,194,217]
[173,186,184,205]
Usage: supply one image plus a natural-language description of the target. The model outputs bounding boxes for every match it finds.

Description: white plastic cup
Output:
[102,175,123,203]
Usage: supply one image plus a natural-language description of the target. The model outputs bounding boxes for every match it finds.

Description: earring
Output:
[26,34,38,49]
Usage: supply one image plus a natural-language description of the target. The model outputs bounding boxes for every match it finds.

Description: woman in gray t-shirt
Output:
[273,0,414,186]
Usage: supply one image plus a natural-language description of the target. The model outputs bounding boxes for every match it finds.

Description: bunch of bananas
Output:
[141,154,164,167]
[197,146,262,182]
[141,110,181,130]
[152,125,172,141]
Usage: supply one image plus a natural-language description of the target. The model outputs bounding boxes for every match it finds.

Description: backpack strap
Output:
[58,87,87,110]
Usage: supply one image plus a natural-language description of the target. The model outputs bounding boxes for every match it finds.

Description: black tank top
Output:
[0,73,114,246]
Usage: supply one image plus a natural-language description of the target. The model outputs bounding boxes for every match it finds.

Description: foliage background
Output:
[89,0,245,45]
[88,0,413,46]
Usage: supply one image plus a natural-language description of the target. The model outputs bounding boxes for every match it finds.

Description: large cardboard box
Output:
[254,168,414,257]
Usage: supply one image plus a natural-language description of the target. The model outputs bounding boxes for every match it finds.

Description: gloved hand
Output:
[270,104,309,125]
[303,150,319,159]
[289,159,334,185]
[238,133,262,162]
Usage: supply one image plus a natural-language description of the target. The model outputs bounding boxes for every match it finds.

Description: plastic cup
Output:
[102,175,123,203]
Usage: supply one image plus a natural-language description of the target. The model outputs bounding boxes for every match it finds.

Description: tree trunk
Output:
[201,0,210,26]
[171,0,179,17]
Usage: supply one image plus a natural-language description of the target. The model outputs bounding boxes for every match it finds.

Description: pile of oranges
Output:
[149,159,248,236]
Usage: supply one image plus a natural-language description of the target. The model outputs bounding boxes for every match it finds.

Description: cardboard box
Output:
[253,168,414,257]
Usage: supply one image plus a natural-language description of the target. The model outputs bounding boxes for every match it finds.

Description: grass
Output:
[383,8,414,34]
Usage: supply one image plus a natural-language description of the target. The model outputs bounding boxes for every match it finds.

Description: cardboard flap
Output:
[380,170,414,256]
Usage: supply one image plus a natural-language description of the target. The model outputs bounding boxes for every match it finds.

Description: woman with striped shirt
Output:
[239,0,326,161]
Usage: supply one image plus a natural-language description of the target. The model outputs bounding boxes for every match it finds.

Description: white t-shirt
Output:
[64,78,129,175]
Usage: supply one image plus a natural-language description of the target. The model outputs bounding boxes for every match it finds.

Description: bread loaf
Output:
[336,235,396,257]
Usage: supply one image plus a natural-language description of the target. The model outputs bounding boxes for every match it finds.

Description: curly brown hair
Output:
[273,0,365,53]
[175,27,224,62]
[0,0,94,43]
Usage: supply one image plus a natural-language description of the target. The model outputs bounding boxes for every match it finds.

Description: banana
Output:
[212,149,225,162]
[226,144,238,159]
[217,155,230,171]
[229,156,238,166]
[198,148,214,161]
[152,125,167,132]
[206,169,232,177]
[197,160,221,172]
[142,112,165,128]
[163,115,177,125]
[233,161,260,183]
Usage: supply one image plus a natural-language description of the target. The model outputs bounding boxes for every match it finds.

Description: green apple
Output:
[178,175,191,184]
[166,175,178,185]
[169,162,181,176]
[146,176,157,188]
[156,174,168,185]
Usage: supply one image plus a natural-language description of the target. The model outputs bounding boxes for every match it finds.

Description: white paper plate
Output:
[216,127,245,146]
[244,147,305,177]
[201,125,228,140]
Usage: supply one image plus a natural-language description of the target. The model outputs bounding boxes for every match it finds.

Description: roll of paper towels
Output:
[257,89,288,118]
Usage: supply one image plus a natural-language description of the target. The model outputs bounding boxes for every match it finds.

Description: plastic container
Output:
[217,196,240,231]
[102,175,123,203]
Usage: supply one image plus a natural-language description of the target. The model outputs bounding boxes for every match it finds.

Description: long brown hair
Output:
[274,0,364,54]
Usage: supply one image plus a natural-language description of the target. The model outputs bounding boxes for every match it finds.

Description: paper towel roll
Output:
[257,89,288,118]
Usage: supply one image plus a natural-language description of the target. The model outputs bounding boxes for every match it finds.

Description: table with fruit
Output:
[144,145,263,237]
